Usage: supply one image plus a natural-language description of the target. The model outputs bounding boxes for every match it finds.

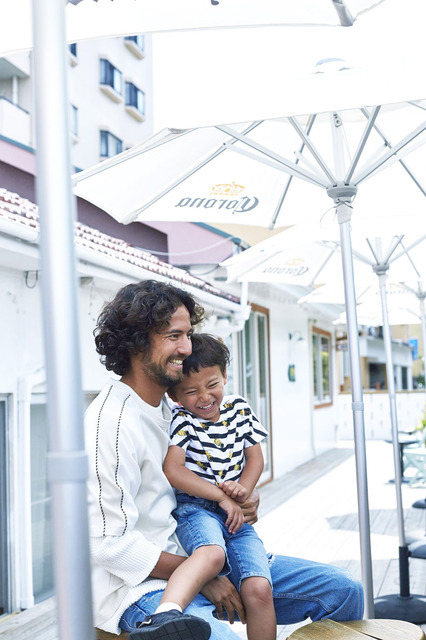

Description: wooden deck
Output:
[1,441,425,639]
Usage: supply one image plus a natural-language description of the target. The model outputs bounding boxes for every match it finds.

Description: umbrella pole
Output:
[372,272,426,622]
[419,289,426,386]
[32,1,94,639]
[334,197,375,619]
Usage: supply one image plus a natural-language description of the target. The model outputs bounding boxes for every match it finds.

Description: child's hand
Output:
[218,496,244,534]
[219,480,248,504]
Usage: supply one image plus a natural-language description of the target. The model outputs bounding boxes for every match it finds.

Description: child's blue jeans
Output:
[174,496,272,589]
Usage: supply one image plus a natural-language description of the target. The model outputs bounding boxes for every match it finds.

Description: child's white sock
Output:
[155,602,183,614]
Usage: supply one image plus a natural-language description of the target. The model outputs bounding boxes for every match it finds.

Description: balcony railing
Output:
[0,97,32,147]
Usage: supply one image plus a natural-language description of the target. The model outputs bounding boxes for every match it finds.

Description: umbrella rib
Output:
[365,235,403,267]
[270,114,317,228]
[131,121,263,214]
[331,0,354,26]
[344,106,380,184]
[359,107,426,196]
[72,128,193,184]
[353,120,426,184]
[218,125,328,188]
[400,281,425,298]
[307,242,340,287]
[390,235,426,278]
[288,116,337,184]
[234,250,284,281]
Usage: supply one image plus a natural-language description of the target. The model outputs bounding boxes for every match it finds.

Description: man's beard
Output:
[142,360,183,388]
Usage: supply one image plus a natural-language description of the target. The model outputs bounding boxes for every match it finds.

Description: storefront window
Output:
[0,398,10,615]
[30,402,54,602]
[241,307,272,484]
[312,329,332,406]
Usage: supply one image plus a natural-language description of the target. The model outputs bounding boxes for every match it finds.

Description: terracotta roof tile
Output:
[0,187,239,303]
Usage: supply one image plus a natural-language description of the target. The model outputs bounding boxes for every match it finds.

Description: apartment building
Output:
[0,35,153,168]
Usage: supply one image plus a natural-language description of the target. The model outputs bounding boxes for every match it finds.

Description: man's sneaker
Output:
[129,608,211,640]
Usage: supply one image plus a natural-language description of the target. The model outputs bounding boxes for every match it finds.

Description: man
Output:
[85,280,364,640]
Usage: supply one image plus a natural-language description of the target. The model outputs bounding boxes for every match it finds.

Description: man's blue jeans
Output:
[120,554,364,639]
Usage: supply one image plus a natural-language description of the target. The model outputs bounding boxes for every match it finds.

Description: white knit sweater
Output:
[85,379,185,633]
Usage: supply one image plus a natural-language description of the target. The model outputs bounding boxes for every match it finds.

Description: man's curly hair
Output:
[94,280,205,376]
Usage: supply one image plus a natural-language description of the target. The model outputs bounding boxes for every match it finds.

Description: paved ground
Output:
[226,440,426,638]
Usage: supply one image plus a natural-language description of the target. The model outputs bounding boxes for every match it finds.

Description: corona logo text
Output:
[175,194,259,214]
[263,259,309,277]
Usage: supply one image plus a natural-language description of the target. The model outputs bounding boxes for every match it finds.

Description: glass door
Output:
[240,306,272,484]
[0,398,10,615]
[30,399,54,602]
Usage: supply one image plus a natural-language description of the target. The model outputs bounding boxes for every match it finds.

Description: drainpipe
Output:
[307,318,316,459]
[16,367,46,609]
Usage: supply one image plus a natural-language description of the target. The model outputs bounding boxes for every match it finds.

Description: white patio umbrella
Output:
[73,98,426,621]
[296,236,426,384]
[327,284,423,329]
[223,225,426,619]
[0,0,394,58]
[6,1,426,636]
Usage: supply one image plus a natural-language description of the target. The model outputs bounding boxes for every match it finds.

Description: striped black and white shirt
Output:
[169,394,268,487]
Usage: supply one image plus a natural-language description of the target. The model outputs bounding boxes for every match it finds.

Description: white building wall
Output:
[269,302,314,476]
[0,269,110,398]
[336,390,426,441]
[0,268,45,390]
[243,283,339,479]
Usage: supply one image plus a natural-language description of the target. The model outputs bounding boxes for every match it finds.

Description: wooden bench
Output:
[288,619,425,639]
[95,630,129,639]
[96,619,425,639]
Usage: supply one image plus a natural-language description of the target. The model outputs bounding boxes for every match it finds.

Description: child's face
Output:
[170,365,227,423]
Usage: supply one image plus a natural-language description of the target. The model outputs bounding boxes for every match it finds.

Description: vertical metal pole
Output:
[336,201,375,618]
[377,271,410,597]
[418,288,426,385]
[32,1,94,639]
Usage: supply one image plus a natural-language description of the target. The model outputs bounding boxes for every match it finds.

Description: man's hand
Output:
[218,496,244,534]
[200,576,246,625]
[219,480,248,504]
[240,489,260,525]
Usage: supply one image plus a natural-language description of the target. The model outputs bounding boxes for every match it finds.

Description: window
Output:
[100,59,122,95]
[240,306,272,484]
[100,130,123,158]
[30,400,54,602]
[124,35,145,58]
[125,82,145,120]
[312,328,332,406]
[69,43,77,57]
[0,398,10,615]
[125,35,145,51]
[29,394,97,605]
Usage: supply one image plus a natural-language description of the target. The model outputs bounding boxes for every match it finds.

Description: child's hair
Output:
[183,333,230,376]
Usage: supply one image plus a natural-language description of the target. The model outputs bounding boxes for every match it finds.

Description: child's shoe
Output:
[129,608,211,639]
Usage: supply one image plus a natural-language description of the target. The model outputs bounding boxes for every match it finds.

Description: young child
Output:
[157,333,276,640]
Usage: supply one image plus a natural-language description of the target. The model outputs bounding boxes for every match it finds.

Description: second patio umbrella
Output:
[227,225,426,620]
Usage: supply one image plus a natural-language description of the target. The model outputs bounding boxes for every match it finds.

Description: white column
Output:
[395,365,402,391]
